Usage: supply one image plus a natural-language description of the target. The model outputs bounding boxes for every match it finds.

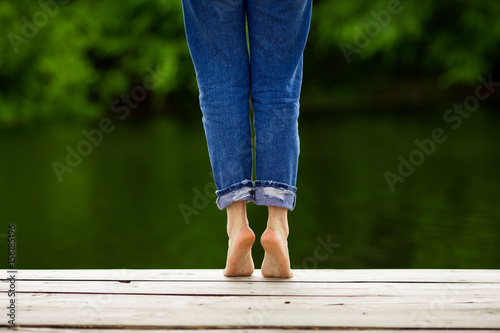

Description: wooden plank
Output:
[5,327,498,333]
[8,292,500,328]
[7,280,500,297]
[8,327,498,333]
[5,269,500,283]
[2,269,499,330]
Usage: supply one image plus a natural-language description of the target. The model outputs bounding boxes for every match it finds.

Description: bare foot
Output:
[261,227,293,278]
[224,226,255,277]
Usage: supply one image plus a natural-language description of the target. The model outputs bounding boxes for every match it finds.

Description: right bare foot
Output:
[261,227,293,278]
[224,225,255,277]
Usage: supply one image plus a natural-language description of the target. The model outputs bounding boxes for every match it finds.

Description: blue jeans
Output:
[182,0,312,211]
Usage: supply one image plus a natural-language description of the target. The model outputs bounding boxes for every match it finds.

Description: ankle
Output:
[226,201,249,236]
[266,206,289,238]
[227,219,250,236]
[265,224,289,239]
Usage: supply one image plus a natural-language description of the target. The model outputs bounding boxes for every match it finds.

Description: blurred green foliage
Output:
[1,0,499,124]
[312,0,500,83]
[1,0,187,124]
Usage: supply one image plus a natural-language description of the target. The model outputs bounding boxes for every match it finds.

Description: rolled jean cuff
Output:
[254,180,297,211]
[216,179,254,210]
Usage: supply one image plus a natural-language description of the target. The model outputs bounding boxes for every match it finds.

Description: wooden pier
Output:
[1,269,499,332]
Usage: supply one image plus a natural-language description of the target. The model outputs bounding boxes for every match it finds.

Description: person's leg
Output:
[182,0,254,209]
[260,205,292,278]
[181,0,255,276]
[246,0,312,277]
[247,0,312,210]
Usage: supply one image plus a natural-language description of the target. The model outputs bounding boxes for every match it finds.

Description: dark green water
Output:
[1,108,499,269]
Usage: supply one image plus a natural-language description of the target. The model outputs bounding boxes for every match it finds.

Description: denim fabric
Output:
[182,0,312,211]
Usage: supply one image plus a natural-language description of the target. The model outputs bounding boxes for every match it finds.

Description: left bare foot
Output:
[224,225,255,277]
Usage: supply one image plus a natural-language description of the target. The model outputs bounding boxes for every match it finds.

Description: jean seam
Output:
[216,179,254,197]
[254,180,297,192]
